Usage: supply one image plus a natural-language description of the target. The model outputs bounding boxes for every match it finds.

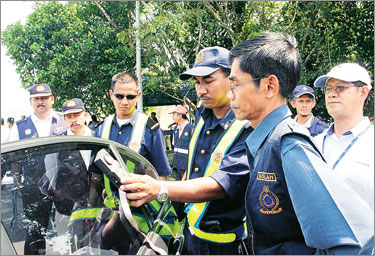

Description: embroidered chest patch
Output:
[256,172,277,182]
[258,185,282,214]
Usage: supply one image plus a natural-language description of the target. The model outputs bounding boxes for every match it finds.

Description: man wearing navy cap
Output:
[9,83,67,255]
[290,84,328,136]
[121,46,253,254]
[314,63,374,219]
[62,98,93,137]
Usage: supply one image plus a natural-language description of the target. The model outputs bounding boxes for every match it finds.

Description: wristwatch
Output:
[156,182,168,203]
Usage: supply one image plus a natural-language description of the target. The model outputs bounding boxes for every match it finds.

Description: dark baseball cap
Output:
[293,85,315,99]
[7,117,14,124]
[62,98,85,114]
[29,84,52,98]
[179,46,231,80]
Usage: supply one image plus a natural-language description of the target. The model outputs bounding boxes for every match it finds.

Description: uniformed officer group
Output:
[6,31,373,255]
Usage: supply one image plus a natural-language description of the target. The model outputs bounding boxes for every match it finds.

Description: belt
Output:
[174,148,188,154]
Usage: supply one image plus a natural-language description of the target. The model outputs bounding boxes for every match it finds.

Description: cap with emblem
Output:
[314,63,372,89]
[179,46,231,80]
[293,85,315,99]
[169,105,187,115]
[62,98,85,114]
[29,84,52,98]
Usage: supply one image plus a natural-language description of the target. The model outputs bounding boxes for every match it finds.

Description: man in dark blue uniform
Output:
[170,105,193,181]
[95,72,171,180]
[227,32,373,254]
[9,83,67,255]
[290,84,328,136]
[121,46,252,255]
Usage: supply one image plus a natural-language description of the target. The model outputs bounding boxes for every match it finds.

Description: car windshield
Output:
[1,136,178,255]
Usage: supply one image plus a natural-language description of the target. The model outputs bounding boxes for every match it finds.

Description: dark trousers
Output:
[22,186,52,255]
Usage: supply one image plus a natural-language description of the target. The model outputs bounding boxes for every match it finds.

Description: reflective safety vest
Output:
[100,113,180,239]
[185,117,249,244]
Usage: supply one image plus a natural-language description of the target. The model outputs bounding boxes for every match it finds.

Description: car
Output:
[1,136,183,255]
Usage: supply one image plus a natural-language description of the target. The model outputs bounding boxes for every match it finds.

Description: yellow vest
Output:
[100,112,180,238]
[186,117,249,243]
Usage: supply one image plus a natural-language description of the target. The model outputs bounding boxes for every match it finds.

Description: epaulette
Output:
[16,118,27,125]
[146,117,160,131]
[95,121,104,129]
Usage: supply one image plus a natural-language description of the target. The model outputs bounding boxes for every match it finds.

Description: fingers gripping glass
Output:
[229,78,263,92]
[114,93,138,100]
[323,85,357,94]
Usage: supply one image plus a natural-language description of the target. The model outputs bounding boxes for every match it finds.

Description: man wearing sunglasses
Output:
[95,72,171,180]
[226,32,373,254]
[121,47,253,255]
[314,63,374,213]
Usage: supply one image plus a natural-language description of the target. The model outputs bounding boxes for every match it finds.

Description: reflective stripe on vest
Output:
[100,113,148,207]
[69,208,114,221]
[186,117,249,243]
[174,147,189,154]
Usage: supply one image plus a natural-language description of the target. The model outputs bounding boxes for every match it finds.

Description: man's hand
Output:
[120,173,161,207]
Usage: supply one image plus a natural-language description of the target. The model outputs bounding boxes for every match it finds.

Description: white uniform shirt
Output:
[315,117,374,210]
[67,125,93,169]
[8,111,58,142]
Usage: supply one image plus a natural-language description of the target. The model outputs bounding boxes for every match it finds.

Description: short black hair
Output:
[229,32,301,99]
[221,68,231,78]
[181,114,188,120]
[111,72,138,91]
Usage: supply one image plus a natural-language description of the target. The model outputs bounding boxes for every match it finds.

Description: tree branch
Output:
[93,2,122,33]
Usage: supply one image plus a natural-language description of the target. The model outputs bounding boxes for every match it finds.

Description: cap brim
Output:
[314,75,329,87]
[30,93,52,98]
[63,109,84,115]
[179,67,220,80]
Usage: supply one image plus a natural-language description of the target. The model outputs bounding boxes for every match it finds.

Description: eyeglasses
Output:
[229,78,263,92]
[114,93,138,100]
[323,85,358,94]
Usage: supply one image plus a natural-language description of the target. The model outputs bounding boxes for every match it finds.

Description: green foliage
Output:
[2,1,373,121]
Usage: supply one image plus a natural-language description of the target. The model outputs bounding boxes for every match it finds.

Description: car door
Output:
[1,136,180,255]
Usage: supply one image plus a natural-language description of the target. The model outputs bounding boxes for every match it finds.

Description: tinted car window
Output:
[1,136,167,255]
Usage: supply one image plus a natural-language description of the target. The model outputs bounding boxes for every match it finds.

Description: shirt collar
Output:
[67,126,92,136]
[178,120,189,131]
[113,110,138,127]
[246,105,292,157]
[294,113,314,128]
[200,106,235,129]
[31,110,56,122]
[328,117,371,137]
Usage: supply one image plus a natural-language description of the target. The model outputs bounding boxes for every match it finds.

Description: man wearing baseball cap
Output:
[61,98,93,137]
[121,46,253,254]
[314,63,374,217]
[290,84,328,136]
[169,105,193,181]
[9,83,67,254]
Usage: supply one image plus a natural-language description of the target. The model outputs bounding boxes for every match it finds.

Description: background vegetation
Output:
[2,1,373,122]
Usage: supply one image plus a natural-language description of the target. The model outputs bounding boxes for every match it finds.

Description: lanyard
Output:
[323,125,370,169]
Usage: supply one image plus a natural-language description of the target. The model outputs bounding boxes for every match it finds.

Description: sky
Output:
[1,1,35,120]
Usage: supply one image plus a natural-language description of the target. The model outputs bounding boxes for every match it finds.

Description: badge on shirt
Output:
[256,172,277,182]
[25,129,31,135]
[259,185,282,214]
[211,149,223,165]
[184,132,188,136]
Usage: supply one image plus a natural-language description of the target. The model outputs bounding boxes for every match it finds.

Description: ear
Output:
[290,99,296,109]
[311,99,316,108]
[360,86,370,102]
[50,96,55,104]
[109,89,113,98]
[264,75,280,99]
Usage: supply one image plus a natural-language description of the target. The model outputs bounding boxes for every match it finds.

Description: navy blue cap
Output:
[179,46,231,80]
[293,85,315,99]
[62,98,85,114]
[7,117,14,124]
[29,84,52,97]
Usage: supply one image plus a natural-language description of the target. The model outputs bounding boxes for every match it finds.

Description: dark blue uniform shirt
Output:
[95,112,172,177]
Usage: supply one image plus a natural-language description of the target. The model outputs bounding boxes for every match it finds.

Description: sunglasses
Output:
[113,93,138,100]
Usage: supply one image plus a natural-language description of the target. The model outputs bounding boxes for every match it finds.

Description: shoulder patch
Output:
[146,117,159,131]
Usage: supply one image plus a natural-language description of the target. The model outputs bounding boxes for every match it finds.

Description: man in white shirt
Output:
[9,83,67,255]
[314,63,374,212]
